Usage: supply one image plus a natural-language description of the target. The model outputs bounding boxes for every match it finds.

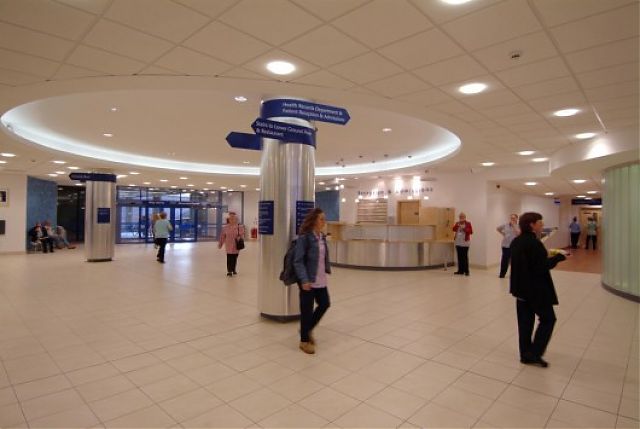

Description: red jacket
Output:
[453,221,473,241]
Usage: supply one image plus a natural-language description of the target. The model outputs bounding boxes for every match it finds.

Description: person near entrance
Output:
[585,218,598,250]
[453,212,473,276]
[153,211,172,263]
[294,208,331,355]
[510,212,567,368]
[218,212,244,276]
[569,217,581,249]
[497,213,520,278]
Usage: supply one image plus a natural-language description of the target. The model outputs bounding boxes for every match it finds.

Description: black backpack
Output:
[279,239,298,286]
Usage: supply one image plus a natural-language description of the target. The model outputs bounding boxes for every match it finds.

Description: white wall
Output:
[487,184,522,265]
[243,190,259,234]
[521,195,560,228]
[0,173,27,253]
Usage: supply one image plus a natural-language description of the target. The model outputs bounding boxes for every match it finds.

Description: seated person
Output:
[53,225,75,249]
[28,222,54,253]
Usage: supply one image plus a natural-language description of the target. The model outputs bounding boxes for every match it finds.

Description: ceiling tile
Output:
[329,52,403,84]
[565,38,639,73]
[451,110,488,123]
[67,45,146,74]
[0,23,74,61]
[0,48,60,77]
[218,0,321,46]
[291,0,369,21]
[507,121,554,133]
[592,95,639,112]
[550,3,639,53]
[458,89,520,109]
[53,64,103,80]
[467,120,499,131]
[154,47,232,75]
[84,20,173,63]
[585,81,639,102]
[497,113,545,126]
[0,67,43,86]
[473,32,558,72]
[292,70,356,90]
[281,25,369,67]
[528,91,587,112]
[409,0,502,25]
[0,0,95,40]
[532,0,636,27]
[174,0,239,18]
[512,76,580,101]
[481,103,535,119]
[432,100,474,115]
[413,55,486,86]
[241,49,318,80]
[378,28,463,70]
[56,0,111,15]
[105,0,210,42]
[138,65,180,75]
[219,67,270,80]
[365,73,430,98]
[496,57,570,87]
[442,0,541,50]
[576,62,638,89]
[333,0,432,48]
[395,87,454,106]
[183,22,271,65]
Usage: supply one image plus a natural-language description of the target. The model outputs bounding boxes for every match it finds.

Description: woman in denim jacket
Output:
[293,208,331,354]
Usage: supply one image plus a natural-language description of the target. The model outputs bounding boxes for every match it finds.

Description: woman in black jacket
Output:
[510,212,567,368]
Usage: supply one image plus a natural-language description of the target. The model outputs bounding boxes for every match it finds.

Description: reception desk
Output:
[327,224,454,270]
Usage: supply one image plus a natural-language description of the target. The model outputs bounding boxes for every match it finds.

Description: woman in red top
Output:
[218,212,245,277]
[452,212,473,276]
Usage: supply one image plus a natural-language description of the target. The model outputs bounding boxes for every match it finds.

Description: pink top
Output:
[313,232,327,288]
[218,224,245,254]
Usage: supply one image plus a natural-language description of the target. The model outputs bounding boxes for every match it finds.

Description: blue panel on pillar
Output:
[97,207,111,224]
[259,201,274,235]
[251,119,316,147]
[295,201,315,233]
[226,132,262,150]
[261,99,350,125]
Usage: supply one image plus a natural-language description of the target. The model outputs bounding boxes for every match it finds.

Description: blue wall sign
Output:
[295,201,315,233]
[226,132,262,150]
[261,99,350,125]
[259,201,274,235]
[69,172,117,182]
[572,198,602,205]
[251,119,316,146]
[97,207,111,224]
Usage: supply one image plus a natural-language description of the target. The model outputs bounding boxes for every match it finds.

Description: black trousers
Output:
[299,287,330,342]
[516,299,556,359]
[585,235,597,250]
[226,253,239,273]
[156,238,168,261]
[41,237,54,253]
[455,245,470,274]
[570,232,580,249]
[499,247,511,277]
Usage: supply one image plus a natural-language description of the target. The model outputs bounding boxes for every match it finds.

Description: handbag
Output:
[236,226,245,250]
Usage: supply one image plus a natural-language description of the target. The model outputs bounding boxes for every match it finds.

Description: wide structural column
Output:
[84,173,116,262]
[258,97,315,321]
[602,162,639,301]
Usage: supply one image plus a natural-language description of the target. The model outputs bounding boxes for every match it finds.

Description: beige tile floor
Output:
[0,241,637,428]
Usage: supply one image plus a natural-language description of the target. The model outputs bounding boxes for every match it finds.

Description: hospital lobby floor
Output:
[0,242,637,428]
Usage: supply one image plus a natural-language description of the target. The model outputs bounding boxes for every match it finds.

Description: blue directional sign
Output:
[261,99,350,125]
[295,201,315,233]
[259,201,274,235]
[69,172,117,182]
[251,119,316,147]
[226,132,262,151]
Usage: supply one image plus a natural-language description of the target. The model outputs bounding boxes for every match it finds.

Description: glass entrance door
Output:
[174,207,196,241]
[118,206,146,243]
[197,207,219,240]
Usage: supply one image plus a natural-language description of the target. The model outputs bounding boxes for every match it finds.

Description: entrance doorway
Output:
[579,207,602,249]
[397,201,420,224]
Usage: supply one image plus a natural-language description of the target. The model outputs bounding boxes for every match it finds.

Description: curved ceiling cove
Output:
[0,90,461,176]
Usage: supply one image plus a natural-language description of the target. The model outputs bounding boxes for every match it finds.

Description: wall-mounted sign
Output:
[258,201,274,235]
[97,207,111,224]
[357,187,434,197]
[572,198,602,205]
[295,201,315,233]
[69,172,117,182]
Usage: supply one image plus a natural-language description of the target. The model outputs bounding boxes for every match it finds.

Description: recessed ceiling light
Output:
[102,133,113,137]
[55,171,65,174]
[234,96,248,102]
[587,191,598,194]
[143,181,151,185]
[441,0,473,4]
[524,182,537,186]
[202,188,209,191]
[382,128,392,133]
[458,82,487,94]
[341,198,346,203]
[129,172,139,175]
[240,185,246,188]
[187,184,194,187]
[242,161,250,164]
[1,153,16,157]
[334,186,339,190]
[553,108,580,117]
[228,189,234,192]
[0,160,6,164]
[572,179,587,183]
[52,160,66,164]
[266,60,295,75]
[318,181,325,185]
[423,196,430,200]
[220,186,227,189]
[575,132,596,139]
[116,174,127,179]
[67,166,79,170]
[206,182,214,185]
[545,192,554,196]
[576,195,586,198]
[75,183,83,186]
[110,107,118,112]
[518,150,535,156]
[160,179,168,182]
[48,173,58,177]
[170,185,177,188]
[129,184,135,187]
[532,157,548,162]
[481,162,495,167]
[255,188,260,191]
[325,187,331,191]
[179,177,188,180]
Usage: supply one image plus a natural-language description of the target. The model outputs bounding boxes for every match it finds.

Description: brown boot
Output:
[299,342,315,354]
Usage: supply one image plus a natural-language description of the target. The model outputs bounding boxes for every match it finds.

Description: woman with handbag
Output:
[218,212,245,277]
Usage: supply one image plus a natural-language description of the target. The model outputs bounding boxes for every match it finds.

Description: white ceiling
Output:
[0,0,638,197]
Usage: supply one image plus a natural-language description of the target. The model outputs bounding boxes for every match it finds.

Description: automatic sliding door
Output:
[118,206,145,243]
[174,207,196,241]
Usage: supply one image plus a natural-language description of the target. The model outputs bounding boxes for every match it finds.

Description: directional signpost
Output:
[226,132,262,151]
[260,99,350,125]
[251,118,316,147]
[69,172,116,182]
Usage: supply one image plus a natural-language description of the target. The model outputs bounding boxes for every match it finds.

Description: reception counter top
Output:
[327,224,454,270]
